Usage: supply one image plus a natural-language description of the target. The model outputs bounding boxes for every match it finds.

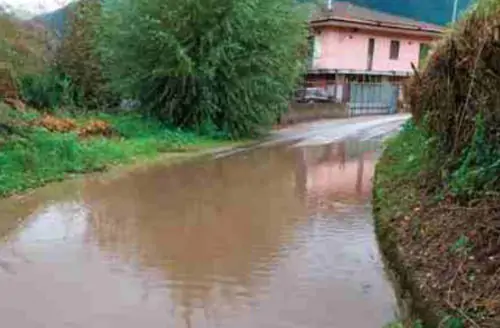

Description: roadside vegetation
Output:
[384,321,423,328]
[0,103,234,197]
[0,0,309,197]
[374,0,500,327]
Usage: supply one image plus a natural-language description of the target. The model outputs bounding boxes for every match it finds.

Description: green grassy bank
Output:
[0,104,240,197]
[374,121,434,328]
[374,119,500,328]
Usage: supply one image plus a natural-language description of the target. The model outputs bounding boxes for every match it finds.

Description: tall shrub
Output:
[56,0,109,108]
[99,0,308,138]
[19,70,83,110]
[407,0,500,196]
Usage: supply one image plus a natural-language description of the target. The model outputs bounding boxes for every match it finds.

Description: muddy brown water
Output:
[0,139,398,328]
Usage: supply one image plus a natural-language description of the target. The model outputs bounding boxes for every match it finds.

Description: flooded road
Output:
[0,116,407,328]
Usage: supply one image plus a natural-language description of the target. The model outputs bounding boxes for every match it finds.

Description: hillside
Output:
[34,6,69,36]
[0,13,50,76]
[300,0,473,25]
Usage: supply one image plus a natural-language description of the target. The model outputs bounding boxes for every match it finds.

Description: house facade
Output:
[306,1,444,101]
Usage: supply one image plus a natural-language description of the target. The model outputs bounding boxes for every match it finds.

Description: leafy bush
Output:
[448,114,500,197]
[19,70,83,110]
[99,0,308,138]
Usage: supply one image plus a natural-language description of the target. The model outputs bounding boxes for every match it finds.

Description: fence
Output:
[348,82,399,116]
[298,82,402,117]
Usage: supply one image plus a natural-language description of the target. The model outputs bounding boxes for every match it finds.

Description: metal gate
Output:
[347,82,399,116]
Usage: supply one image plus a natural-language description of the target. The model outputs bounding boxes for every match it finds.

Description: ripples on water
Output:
[0,139,397,328]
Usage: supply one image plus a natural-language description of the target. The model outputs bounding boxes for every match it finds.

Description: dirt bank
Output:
[375,1,500,326]
[373,122,500,328]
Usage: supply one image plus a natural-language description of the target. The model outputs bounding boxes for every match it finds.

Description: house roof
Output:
[311,1,444,34]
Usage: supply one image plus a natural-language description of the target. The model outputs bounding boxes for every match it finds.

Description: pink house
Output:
[307,1,443,93]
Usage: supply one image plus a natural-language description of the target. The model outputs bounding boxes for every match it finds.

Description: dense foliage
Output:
[16,1,113,110]
[99,0,308,138]
[19,70,83,109]
[56,0,109,108]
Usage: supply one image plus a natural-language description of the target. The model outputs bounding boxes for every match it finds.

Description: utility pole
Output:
[452,0,459,22]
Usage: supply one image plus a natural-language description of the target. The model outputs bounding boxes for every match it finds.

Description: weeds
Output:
[449,234,473,255]
[380,120,432,181]
[375,119,500,328]
[382,319,424,328]
[440,315,464,328]
[374,119,430,220]
[384,322,404,328]
[19,70,84,110]
[448,114,500,198]
[0,106,226,197]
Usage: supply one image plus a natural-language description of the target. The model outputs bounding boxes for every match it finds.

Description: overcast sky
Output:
[1,0,70,14]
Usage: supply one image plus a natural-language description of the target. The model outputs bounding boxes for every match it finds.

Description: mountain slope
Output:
[0,13,49,75]
[33,4,72,36]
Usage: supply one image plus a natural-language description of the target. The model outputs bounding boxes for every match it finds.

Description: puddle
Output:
[0,138,397,328]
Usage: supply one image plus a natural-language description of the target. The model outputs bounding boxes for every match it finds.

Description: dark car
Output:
[295,87,330,103]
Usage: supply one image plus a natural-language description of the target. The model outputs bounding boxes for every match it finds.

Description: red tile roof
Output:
[311,1,444,33]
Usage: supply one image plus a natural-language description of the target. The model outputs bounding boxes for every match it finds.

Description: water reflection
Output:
[82,147,306,326]
[296,140,379,213]
[0,140,396,328]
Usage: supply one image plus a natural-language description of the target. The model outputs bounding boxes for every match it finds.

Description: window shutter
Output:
[314,36,322,59]
[390,40,400,60]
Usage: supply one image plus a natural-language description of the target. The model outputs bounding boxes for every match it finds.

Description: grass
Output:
[0,104,240,197]
[374,120,430,225]
[374,120,432,327]
[383,320,424,328]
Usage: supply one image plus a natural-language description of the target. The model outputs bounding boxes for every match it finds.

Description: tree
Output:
[56,0,108,108]
[100,0,309,138]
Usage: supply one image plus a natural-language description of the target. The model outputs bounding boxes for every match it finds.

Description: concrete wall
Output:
[312,27,434,73]
[280,103,347,125]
